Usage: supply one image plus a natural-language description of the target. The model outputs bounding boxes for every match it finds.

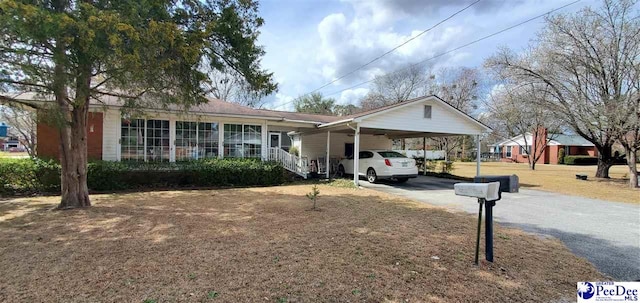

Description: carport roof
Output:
[318,95,491,132]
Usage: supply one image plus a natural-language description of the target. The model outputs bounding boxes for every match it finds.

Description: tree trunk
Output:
[57,102,91,209]
[595,144,614,178]
[626,149,638,189]
[50,32,91,209]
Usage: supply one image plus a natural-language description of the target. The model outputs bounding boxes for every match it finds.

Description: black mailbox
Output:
[474,175,519,193]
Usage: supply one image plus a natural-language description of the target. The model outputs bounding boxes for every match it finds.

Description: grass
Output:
[451,162,638,204]
[0,185,604,302]
[0,151,28,158]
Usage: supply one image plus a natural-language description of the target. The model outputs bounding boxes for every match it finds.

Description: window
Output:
[175,121,198,160]
[506,146,512,158]
[243,125,262,158]
[121,119,145,161]
[223,124,261,158]
[359,151,374,159]
[377,151,407,158]
[519,145,530,155]
[224,124,243,158]
[175,121,219,161]
[146,119,170,162]
[424,105,432,118]
[199,122,219,158]
[120,118,169,162]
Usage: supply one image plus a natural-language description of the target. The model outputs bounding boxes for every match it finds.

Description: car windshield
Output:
[377,151,407,158]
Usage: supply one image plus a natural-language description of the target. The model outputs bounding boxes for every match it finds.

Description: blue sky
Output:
[255,0,599,110]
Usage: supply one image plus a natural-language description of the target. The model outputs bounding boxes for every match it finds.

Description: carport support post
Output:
[326,131,331,179]
[423,137,427,175]
[476,135,481,177]
[353,125,360,186]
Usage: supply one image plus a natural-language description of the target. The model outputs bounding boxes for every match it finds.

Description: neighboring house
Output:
[0,123,27,152]
[0,136,27,152]
[490,131,597,164]
[10,93,490,184]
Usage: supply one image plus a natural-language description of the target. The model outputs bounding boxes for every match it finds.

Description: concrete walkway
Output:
[362,175,640,281]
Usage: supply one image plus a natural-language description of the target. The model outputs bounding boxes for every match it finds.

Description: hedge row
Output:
[563,156,598,165]
[0,158,285,194]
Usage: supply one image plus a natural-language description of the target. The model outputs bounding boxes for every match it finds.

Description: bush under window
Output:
[0,158,284,195]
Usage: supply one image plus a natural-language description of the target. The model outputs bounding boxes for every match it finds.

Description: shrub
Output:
[441,161,454,174]
[0,158,60,194]
[0,158,285,195]
[305,185,320,210]
[558,148,565,164]
[563,156,598,165]
[288,146,299,157]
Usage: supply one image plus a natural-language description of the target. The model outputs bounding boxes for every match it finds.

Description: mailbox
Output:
[454,181,505,265]
[473,175,519,193]
[454,182,500,201]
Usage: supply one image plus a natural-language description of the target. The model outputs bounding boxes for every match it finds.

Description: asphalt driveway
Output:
[361,175,640,281]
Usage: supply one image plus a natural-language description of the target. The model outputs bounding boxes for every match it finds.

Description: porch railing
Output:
[268,147,308,178]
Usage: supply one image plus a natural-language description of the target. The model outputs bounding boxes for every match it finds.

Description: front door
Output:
[269,132,281,149]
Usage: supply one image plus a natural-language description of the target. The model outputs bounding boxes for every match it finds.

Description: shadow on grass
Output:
[0,187,603,302]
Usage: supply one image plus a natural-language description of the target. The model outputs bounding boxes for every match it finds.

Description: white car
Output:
[338,150,418,183]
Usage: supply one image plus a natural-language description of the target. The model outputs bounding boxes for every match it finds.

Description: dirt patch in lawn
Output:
[0,185,604,302]
[453,162,638,204]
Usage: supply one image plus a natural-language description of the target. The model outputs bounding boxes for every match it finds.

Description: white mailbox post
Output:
[454,181,501,265]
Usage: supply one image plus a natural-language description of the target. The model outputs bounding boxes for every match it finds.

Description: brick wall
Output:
[36,111,104,160]
[548,145,560,164]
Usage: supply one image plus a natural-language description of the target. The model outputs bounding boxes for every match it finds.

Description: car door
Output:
[342,154,354,174]
[358,151,373,176]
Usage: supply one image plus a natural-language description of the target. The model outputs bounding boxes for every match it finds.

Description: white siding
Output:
[300,132,391,161]
[102,108,120,161]
[358,99,484,135]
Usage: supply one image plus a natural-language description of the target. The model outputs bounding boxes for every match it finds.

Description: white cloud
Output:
[257,0,598,110]
[271,93,295,111]
[336,88,369,105]
[315,2,474,87]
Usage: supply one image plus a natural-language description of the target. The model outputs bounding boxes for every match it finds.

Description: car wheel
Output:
[366,168,378,183]
[337,165,345,177]
[395,177,409,183]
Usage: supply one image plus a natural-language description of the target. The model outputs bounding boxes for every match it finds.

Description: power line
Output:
[308,0,480,94]
[272,0,480,109]
[322,0,582,99]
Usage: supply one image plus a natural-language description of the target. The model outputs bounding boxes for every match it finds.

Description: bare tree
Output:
[617,119,639,188]
[362,64,431,108]
[485,84,563,170]
[429,67,482,160]
[485,0,640,179]
[204,70,269,108]
[0,105,36,157]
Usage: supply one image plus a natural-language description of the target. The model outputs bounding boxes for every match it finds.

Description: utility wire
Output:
[308,0,480,95]
[274,0,581,109]
[321,0,581,98]
[272,0,480,109]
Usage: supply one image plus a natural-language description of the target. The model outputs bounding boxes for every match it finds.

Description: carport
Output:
[314,96,491,186]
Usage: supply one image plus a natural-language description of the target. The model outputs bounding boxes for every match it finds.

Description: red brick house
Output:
[490,130,597,165]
